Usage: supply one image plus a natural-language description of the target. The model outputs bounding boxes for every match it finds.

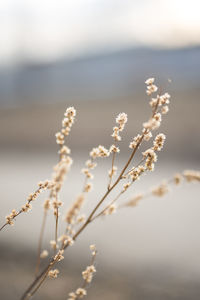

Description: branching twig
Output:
[35,210,47,276]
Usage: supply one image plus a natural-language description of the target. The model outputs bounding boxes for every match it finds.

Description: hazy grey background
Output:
[0,1,200,299]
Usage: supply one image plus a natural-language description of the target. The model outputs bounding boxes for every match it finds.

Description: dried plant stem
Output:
[21,262,53,300]
[0,209,26,231]
[21,100,161,299]
[0,223,8,231]
[35,210,47,277]
[20,143,142,300]
[79,251,97,291]
[123,157,146,177]
[0,187,43,232]
[0,210,20,231]
[108,152,116,189]
[68,246,97,299]
[55,207,59,253]
[91,191,123,221]
[27,264,53,300]
[21,242,67,300]
[70,138,144,242]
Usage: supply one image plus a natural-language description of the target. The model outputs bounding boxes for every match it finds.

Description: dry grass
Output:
[0,78,199,300]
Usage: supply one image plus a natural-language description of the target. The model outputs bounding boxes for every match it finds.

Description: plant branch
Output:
[35,210,47,277]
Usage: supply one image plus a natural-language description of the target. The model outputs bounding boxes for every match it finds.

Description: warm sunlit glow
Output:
[0,0,200,64]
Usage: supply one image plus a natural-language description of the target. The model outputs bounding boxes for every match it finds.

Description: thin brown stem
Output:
[20,261,54,300]
[21,125,146,299]
[68,250,97,300]
[91,191,123,221]
[123,157,146,178]
[67,100,161,242]
[54,207,59,255]
[71,139,143,243]
[35,210,47,277]
[78,252,97,297]
[24,241,67,300]
[107,152,116,190]
[27,264,53,300]
[0,187,43,232]
[0,223,8,231]
[20,101,161,299]
[0,210,24,231]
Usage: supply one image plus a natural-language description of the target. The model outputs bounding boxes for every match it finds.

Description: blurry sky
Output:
[1,0,200,64]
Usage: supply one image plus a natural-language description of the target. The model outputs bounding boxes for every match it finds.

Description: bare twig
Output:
[35,210,47,276]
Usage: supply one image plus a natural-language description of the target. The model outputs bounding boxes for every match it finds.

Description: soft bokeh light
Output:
[0,0,200,64]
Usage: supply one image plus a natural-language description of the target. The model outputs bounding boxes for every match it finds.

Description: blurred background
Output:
[0,0,200,299]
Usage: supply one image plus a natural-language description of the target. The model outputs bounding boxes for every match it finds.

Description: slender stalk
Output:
[55,207,59,255]
[91,191,123,221]
[20,261,53,300]
[71,139,143,243]
[0,223,8,231]
[22,243,67,300]
[20,100,161,299]
[0,187,42,232]
[35,210,47,276]
[123,157,145,177]
[107,152,116,190]
[27,265,53,300]
[0,210,24,231]
[21,143,141,299]
[79,251,97,293]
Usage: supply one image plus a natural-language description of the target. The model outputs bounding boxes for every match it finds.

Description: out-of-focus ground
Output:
[1,156,200,300]
[0,47,200,299]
